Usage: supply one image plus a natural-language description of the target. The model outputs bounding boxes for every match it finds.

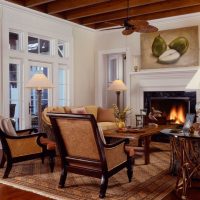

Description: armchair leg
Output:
[99,174,108,198]
[59,166,67,188]
[3,161,12,178]
[127,156,133,182]
[0,153,6,168]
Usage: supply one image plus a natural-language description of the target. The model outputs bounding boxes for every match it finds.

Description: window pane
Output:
[9,64,17,81]
[58,41,65,57]
[9,32,20,50]
[40,39,50,55]
[28,36,39,53]
[9,63,21,130]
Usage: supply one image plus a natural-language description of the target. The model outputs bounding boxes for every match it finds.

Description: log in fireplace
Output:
[144,91,196,125]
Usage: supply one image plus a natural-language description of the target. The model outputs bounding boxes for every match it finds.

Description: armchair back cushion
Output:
[56,117,100,160]
[0,117,17,136]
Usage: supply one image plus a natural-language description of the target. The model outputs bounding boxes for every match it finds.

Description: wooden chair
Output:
[0,116,56,178]
[48,113,134,198]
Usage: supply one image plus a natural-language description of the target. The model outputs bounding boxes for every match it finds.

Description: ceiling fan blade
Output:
[135,25,158,33]
[128,20,149,26]
[100,26,124,31]
[122,29,134,35]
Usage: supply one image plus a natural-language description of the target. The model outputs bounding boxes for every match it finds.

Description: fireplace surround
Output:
[130,67,199,126]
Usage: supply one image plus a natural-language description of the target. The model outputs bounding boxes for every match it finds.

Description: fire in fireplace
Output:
[169,105,185,124]
[144,91,196,125]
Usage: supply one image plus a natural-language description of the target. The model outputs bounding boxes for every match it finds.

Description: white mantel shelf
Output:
[130,66,199,76]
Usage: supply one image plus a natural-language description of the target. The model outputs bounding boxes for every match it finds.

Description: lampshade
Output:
[185,69,200,90]
[108,80,127,91]
[26,73,53,90]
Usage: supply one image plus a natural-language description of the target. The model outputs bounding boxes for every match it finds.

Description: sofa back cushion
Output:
[85,105,98,119]
[97,107,115,122]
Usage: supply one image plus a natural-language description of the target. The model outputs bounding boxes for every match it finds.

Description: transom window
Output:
[28,36,50,55]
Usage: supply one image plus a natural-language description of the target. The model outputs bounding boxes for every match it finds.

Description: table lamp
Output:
[26,73,53,131]
[108,79,127,109]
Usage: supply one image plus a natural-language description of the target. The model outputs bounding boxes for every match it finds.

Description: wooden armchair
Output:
[48,113,134,198]
[0,117,56,178]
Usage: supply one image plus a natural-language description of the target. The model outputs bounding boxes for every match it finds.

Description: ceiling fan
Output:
[102,0,158,35]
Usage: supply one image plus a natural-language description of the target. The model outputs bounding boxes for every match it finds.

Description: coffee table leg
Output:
[144,136,150,165]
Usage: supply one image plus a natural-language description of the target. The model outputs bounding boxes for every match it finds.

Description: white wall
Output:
[73,26,96,106]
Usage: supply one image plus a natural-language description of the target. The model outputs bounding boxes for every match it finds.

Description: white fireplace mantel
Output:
[129,66,200,125]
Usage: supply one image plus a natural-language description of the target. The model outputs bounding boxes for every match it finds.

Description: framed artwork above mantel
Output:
[140,26,199,69]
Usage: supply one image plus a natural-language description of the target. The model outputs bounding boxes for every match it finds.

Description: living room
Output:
[0,0,200,199]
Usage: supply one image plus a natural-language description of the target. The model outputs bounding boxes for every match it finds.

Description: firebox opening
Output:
[144,91,196,126]
[150,97,189,125]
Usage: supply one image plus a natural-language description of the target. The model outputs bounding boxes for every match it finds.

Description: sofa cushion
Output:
[71,107,87,114]
[63,106,71,113]
[85,105,98,119]
[97,107,115,122]
[98,122,117,131]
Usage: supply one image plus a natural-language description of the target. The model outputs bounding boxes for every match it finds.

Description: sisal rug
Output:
[0,142,176,200]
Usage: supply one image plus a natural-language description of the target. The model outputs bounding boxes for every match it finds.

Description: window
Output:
[58,41,65,58]
[9,61,21,130]
[9,32,21,50]
[57,67,70,106]
[28,36,50,55]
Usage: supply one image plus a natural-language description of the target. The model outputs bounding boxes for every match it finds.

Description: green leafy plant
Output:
[112,104,132,122]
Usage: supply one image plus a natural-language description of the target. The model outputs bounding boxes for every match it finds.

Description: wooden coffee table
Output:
[104,125,173,165]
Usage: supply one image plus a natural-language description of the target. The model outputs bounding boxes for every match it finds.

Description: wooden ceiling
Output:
[5,0,200,30]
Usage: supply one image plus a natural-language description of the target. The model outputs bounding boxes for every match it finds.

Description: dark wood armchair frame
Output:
[0,128,55,178]
[49,113,133,198]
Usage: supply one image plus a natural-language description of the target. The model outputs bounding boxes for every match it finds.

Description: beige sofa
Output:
[42,105,117,140]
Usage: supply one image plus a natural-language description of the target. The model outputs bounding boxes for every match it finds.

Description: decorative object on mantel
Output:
[113,104,131,129]
[108,79,127,109]
[141,26,199,69]
[185,68,200,122]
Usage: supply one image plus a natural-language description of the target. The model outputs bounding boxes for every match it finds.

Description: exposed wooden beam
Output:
[5,0,24,5]
[25,0,55,8]
[94,5,200,29]
[47,0,110,14]
[65,0,166,20]
[81,0,200,25]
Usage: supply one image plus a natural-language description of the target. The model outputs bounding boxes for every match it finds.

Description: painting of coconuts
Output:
[141,26,199,69]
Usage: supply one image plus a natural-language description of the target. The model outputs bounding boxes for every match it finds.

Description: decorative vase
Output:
[116,119,126,129]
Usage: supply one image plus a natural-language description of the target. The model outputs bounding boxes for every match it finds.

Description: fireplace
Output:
[144,91,196,125]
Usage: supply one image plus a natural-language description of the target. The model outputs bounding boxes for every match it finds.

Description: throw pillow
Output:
[71,107,87,114]
[97,107,115,122]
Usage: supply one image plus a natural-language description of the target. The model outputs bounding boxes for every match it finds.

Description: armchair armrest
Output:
[104,140,127,171]
[103,138,129,148]
[5,133,46,158]
[16,128,38,135]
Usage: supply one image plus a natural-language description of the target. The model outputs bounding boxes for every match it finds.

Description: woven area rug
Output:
[0,142,176,200]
